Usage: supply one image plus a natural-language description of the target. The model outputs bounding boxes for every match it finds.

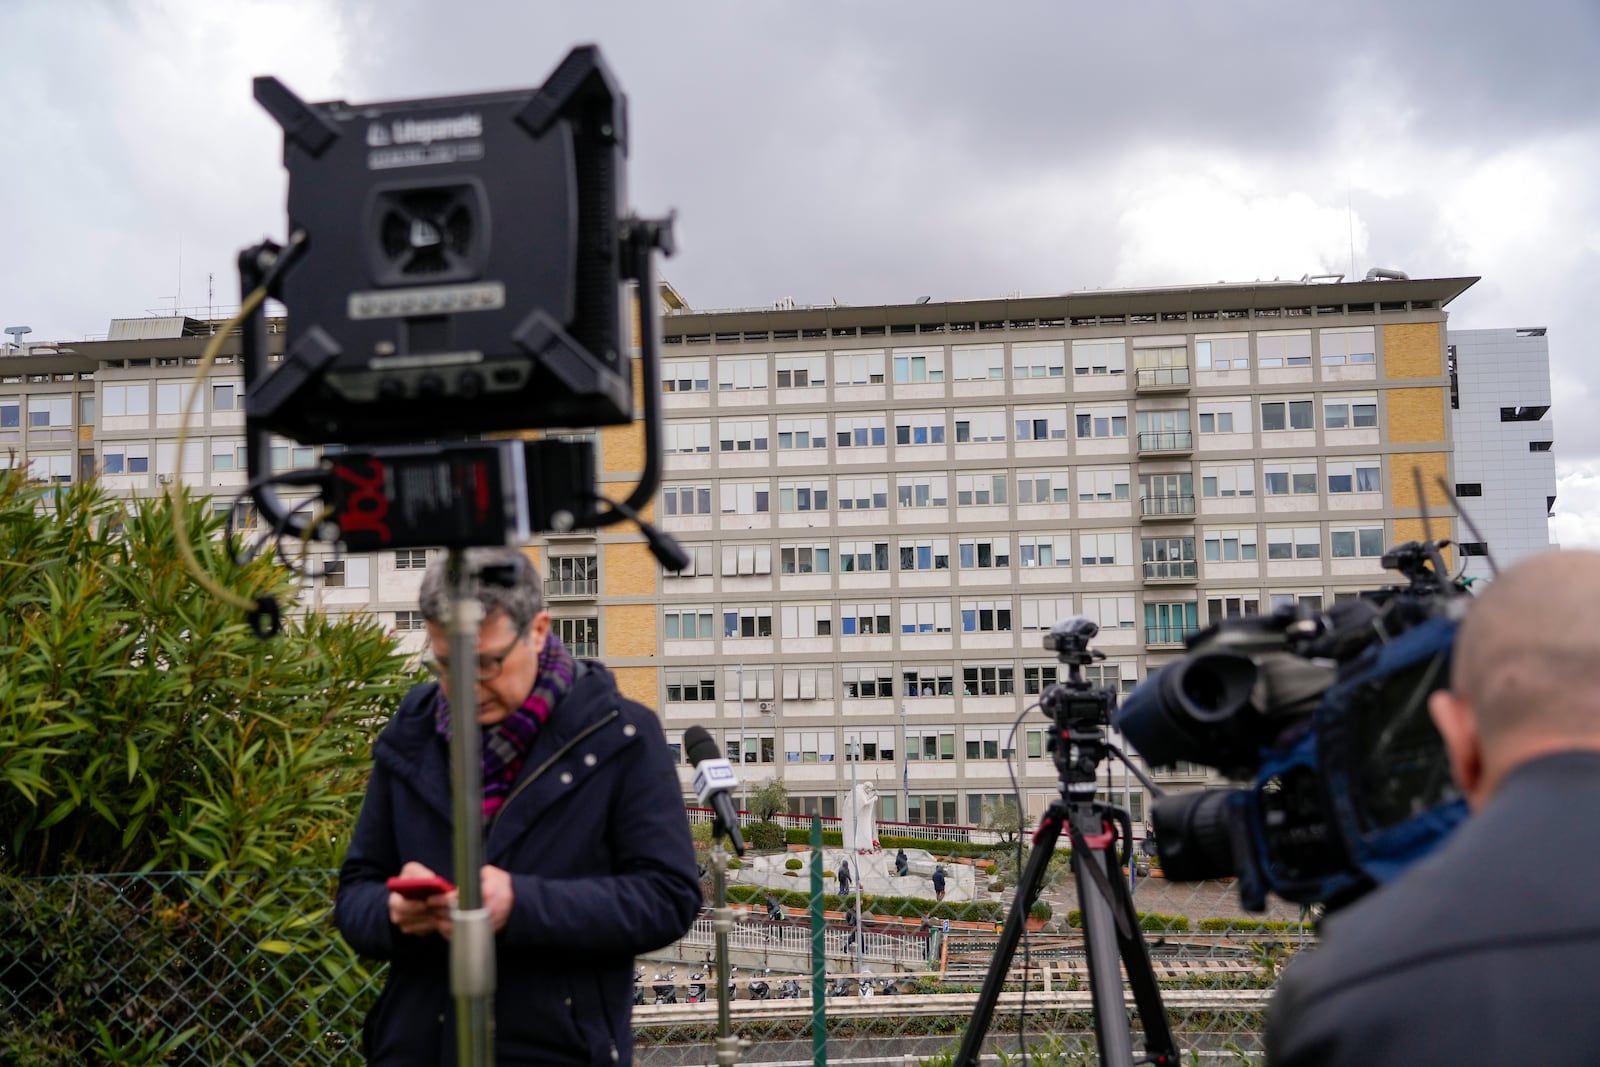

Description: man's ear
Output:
[1429,688,1484,807]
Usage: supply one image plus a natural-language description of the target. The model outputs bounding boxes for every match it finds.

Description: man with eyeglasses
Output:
[334,547,701,1066]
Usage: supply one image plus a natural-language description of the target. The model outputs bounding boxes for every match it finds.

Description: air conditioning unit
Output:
[758,702,773,713]
[157,474,173,485]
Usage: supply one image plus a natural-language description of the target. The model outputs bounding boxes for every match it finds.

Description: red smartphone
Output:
[386,875,454,900]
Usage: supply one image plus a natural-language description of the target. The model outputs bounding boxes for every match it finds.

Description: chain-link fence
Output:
[2,842,1308,1065]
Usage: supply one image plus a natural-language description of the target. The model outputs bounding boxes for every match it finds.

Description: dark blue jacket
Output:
[334,664,701,1066]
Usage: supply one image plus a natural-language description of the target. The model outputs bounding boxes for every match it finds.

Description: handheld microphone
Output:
[685,725,745,856]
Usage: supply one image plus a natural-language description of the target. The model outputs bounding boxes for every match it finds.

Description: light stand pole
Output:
[849,737,863,973]
[737,663,747,812]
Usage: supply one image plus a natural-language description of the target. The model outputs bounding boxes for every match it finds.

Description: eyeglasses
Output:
[423,624,529,683]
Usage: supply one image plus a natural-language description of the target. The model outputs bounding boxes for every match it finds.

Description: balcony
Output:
[545,578,598,599]
[1137,430,1193,456]
[1139,494,1195,521]
[1135,367,1191,393]
[1144,625,1195,649]
[1142,559,1198,583]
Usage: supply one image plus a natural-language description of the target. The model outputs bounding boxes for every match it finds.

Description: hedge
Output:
[727,885,1051,923]
[1197,917,1312,934]
[780,828,1063,862]
[1065,909,1190,932]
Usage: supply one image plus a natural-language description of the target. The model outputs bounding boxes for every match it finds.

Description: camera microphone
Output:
[685,725,745,857]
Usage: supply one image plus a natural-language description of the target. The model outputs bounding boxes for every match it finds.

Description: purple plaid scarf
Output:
[434,633,578,822]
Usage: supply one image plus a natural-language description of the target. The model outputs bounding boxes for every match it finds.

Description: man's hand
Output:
[388,861,456,939]
[481,864,515,933]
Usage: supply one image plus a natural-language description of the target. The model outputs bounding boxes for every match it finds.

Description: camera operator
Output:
[334,547,701,1066]
[1267,549,1600,1065]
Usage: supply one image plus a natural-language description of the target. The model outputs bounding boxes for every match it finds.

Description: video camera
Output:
[1113,539,1471,912]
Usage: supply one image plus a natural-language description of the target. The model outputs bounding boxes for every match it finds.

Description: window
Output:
[728,729,777,765]
[1324,396,1377,429]
[552,617,598,657]
[719,480,771,515]
[836,477,888,511]
[212,382,239,411]
[965,728,1011,762]
[1084,663,1136,695]
[1017,470,1070,505]
[1201,462,1255,498]
[102,384,150,417]
[1320,327,1375,365]
[1267,526,1322,560]
[892,346,945,383]
[666,544,712,578]
[1459,542,1490,557]
[155,442,204,475]
[842,664,896,697]
[1330,526,1385,559]
[1018,534,1071,568]
[779,542,831,574]
[1133,338,1188,386]
[1136,409,1191,450]
[1531,441,1553,452]
[905,730,957,763]
[1012,341,1065,378]
[267,439,315,469]
[902,664,954,697]
[1257,330,1311,368]
[1145,602,1199,645]
[839,540,890,573]
[1501,405,1551,422]
[1203,527,1259,562]
[26,454,71,482]
[662,484,713,515]
[27,396,71,427]
[779,479,830,512]
[1078,467,1131,502]
[833,350,885,385]
[79,394,96,426]
[1269,592,1323,613]
[395,610,426,631]
[954,410,1007,443]
[663,607,715,639]
[1207,595,1260,624]
[1327,460,1381,494]
[717,356,768,391]
[154,382,195,416]
[323,557,371,588]
[1080,532,1132,567]
[1264,462,1318,495]
[775,354,826,389]
[1023,664,1059,695]
[395,548,430,570]
[780,603,833,637]
[900,599,953,633]
[1014,405,1068,441]
[0,400,16,428]
[664,670,716,702]
[1261,399,1313,431]
[835,414,887,448]
[894,411,947,446]
[663,358,710,393]
[845,729,898,762]
[906,793,958,825]
[212,500,258,530]
[776,416,828,450]
[952,344,1004,381]
[210,438,246,471]
[839,602,892,635]
[1455,482,1483,497]
[1075,404,1128,439]
[664,420,711,454]
[782,666,834,700]
[1073,338,1126,375]
[898,537,951,571]
[1197,399,1251,434]
[102,443,151,475]
[718,418,769,453]
[720,544,773,576]
[1140,473,1194,516]
[1142,536,1197,579]
[958,537,1010,570]
[1022,596,1074,631]
[960,664,1014,696]
[785,730,838,764]
[960,599,1012,633]
[896,473,949,509]
[1081,594,1135,630]
[1195,334,1249,371]
[956,472,1008,506]
[723,606,774,638]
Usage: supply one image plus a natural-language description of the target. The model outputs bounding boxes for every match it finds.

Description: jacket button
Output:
[564,997,572,1007]
[584,753,598,767]
[623,724,637,737]
[560,771,573,784]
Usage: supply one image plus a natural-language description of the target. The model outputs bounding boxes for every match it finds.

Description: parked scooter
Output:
[777,977,802,999]
[748,969,771,1000]
[687,970,707,1004]
[652,969,677,1005]
[727,965,739,1001]
[632,967,646,1006]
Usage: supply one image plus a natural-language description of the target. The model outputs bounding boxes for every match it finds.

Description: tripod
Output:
[955,622,1178,1067]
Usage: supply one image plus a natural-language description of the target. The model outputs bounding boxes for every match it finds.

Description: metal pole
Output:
[850,738,862,972]
[900,704,908,825]
[738,663,746,812]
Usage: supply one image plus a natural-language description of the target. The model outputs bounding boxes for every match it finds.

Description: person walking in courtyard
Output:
[837,859,852,895]
[932,863,946,902]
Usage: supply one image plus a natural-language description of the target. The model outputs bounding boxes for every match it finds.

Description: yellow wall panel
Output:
[601,422,646,475]
[611,665,660,708]
[605,603,658,659]
[1382,323,1443,379]
[604,542,659,598]
[1388,452,1452,509]
[1391,517,1455,570]
[1386,387,1447,443]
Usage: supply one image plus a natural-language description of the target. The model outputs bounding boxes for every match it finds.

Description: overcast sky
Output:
[4,0,1596,544]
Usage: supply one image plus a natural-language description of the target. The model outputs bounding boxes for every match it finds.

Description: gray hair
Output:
[418,547,544,631]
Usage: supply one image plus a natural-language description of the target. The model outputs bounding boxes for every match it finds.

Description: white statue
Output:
[847,782,878,852]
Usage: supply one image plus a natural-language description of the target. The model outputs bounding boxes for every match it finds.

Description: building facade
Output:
[1446,327,1557,581]
[2,273,1484,829]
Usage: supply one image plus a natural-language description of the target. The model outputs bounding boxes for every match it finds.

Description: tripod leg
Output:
[1103,846,1180,1062]
[953,815,1063,1067]
[1076,843,1136,1067]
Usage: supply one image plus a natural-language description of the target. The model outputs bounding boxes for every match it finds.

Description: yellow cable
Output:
[168,287,272,612]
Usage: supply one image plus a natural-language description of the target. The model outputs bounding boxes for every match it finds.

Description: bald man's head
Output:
[1451,549,1600,746]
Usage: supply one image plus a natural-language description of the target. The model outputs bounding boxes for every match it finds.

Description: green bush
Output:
[1197,917,1311,934]
[784,857,803,871]
[725,858,743,870]
[1066,909,1190,932]
[747,820,787,851]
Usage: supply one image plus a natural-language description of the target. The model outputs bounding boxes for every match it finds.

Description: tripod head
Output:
[1039,617,1120,796]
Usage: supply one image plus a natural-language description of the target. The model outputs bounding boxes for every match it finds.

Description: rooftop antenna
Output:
[4,325,32,353]
[915,295,931,304]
